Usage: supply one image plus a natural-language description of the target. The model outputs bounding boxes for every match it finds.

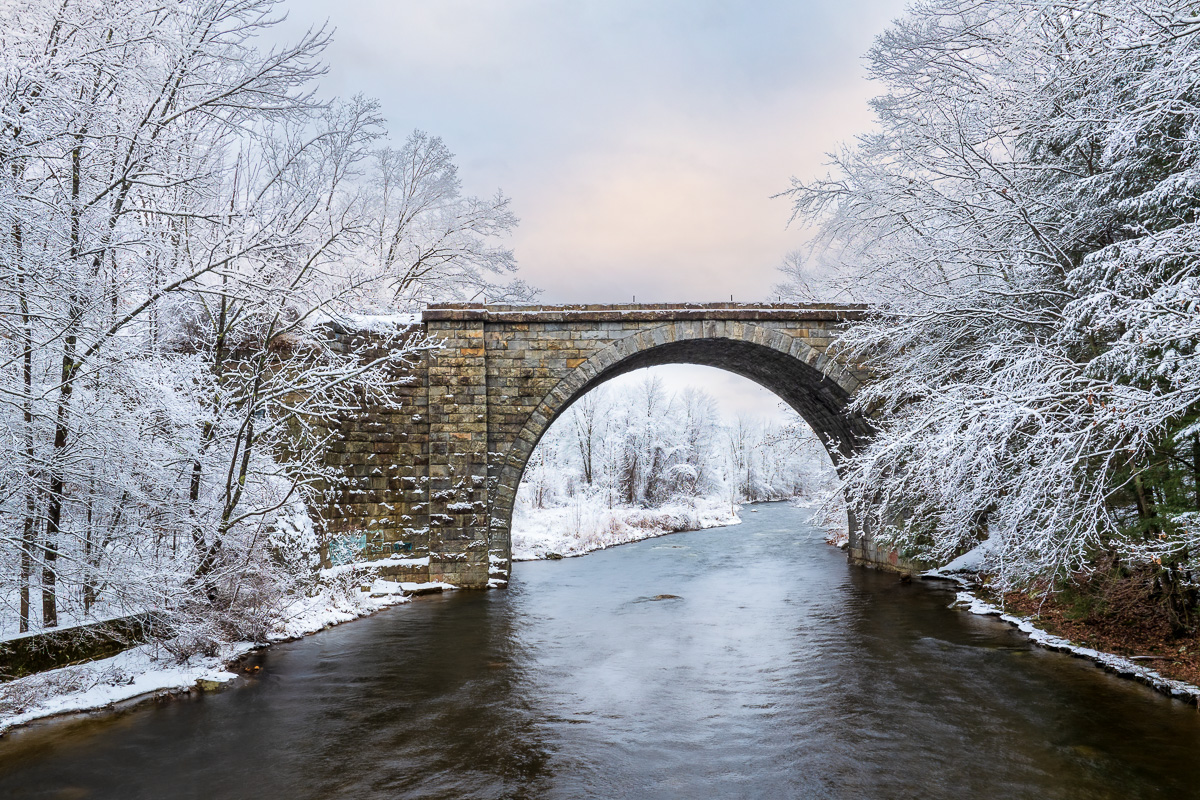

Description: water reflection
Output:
[1,503,1199,799]
[0,592,555,799]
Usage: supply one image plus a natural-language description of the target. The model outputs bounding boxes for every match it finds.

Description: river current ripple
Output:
[3,502,1200,799]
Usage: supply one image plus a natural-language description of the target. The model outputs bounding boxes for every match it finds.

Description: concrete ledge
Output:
[0,613,164,681]
[848,546,927,575]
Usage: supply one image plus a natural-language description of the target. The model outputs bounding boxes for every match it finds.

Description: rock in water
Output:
[651,594,681,601]
[404,585,444,597]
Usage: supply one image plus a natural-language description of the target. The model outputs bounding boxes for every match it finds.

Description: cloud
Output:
[266,0,910,415]
[499,82,879,302]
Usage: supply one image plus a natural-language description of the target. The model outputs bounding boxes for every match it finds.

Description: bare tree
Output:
[0,0,520,647]
[571,389,608,486]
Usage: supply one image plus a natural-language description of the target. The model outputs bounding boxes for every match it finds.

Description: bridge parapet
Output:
[422,302,868,322]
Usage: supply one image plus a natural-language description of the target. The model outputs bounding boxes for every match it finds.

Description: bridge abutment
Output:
[426,317,492,586]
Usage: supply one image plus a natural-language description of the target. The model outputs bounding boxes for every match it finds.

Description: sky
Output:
[274,0,910,420]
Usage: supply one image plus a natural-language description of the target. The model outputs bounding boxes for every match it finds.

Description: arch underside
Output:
[491,332,870,564]
[567,337,864,462]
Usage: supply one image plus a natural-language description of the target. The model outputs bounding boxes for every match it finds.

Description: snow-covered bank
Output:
[0,643,247,735]
[0,577,454,735]
[947,588,1200,705]
[512,496,742,560]
[922,546,1200,706]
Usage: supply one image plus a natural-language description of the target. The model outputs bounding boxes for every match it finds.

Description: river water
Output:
[3,503,1200,799]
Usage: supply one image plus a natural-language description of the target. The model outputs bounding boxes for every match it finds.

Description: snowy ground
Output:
[0,575,454,734]
[511,495,742,560]
[923,542,1200,706]
[0,603,142,641]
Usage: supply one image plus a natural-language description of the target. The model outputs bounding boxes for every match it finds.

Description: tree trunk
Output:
[43,143,85,629]
[190,290,230,604]
[43,353,73,628]
[83,473,96,612]
[1192,434,1199,513]
[1131,472,1158,536]
[15,215,37,632]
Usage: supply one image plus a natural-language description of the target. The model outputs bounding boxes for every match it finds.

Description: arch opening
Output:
[491,327,867,570]
[507,362,848,561]
[565,337,863,462]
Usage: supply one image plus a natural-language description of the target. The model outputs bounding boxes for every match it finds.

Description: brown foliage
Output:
[1001,568,1200,685]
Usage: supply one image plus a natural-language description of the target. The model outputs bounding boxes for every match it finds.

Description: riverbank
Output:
[511,495,742,560]
[927,572,1200,706]
[994,586,1200,686]
[0,494,748,734]
[0,576,453,735]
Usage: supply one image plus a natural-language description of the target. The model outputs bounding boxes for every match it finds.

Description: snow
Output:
[341,312,421,331]
[0,577,457,734]
[266,584,411,641]
[306,309,422,333]
[511,496,742,560]
[0,644,244,735]
[942,585,1200,705]
[318,555,430,579]
[0,608,145,642]
[922,538,998,578]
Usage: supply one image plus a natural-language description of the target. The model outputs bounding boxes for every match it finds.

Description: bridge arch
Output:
[321,303,908,589]
[489,319,870,571]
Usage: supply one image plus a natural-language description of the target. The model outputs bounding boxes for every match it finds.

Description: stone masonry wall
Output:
[320,304,917,589]
[319,322,431,583]
[425,318,491,586]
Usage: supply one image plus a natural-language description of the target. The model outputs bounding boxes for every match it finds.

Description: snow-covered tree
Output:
[0,0,522,644]
[516,377,835,513]
[359,131,532,308]
[781,0,1200,628]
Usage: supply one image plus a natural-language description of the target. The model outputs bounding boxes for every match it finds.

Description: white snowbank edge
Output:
[511,498,744,561]
[934,577,1200,705]
[0,646,247,735]
[0,579,457,735]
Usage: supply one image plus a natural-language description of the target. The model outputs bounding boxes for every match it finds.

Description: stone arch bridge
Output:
[320,303,900,588]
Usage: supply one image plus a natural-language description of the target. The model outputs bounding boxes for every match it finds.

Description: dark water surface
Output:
[3,503,1200,799]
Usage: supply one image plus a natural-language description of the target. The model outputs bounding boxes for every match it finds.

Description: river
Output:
[2,502,1200,799]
